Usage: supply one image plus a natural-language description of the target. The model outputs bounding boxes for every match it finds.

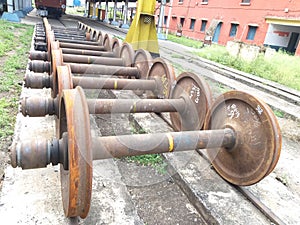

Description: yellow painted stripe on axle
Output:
[166,133,174,152]
[133,102,137,113]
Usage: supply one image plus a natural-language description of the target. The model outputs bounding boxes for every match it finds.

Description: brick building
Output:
[157,0,300,55]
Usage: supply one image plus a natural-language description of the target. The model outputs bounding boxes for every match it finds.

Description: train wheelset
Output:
[11,18,282,219]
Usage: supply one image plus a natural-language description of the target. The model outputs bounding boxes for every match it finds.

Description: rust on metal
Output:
[59,42,106,51]
[86,98,183,114]
[72,77,157,91]
[133,49,153,80]
[59,87,92,218]
[21,96,58,117]
[62,53,125,66]
[68,63,139,77]
[55,38,100,46]
[111,37,121,57]
[24,72,51,89]
[92,129,235,160]
[119,43,135,67]
[102,33,112,52]
[146,58,176,99]
[29,60,51,73]
[61,48,115,57]
[170,72,212,131]
[29,51,49,61]
[203,90,282,186]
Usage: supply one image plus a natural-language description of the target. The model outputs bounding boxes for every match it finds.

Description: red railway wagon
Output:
[35,0,66,17]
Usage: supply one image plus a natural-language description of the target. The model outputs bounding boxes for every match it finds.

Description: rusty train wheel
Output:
[146,58,176,99]
[133,49,153,80]
[56,64,73,98]
[50,40,60,50]
[261,102,282,177]
[96,30,103,45]
[131,49,153,95]
[59,87,93,218]
[170,72,212,131]
[103,33,112,52]
[203,91,282,186]
[51,49,64,97]
[119,42,135,67]
[111,37,121,57]
[91,29,97,41]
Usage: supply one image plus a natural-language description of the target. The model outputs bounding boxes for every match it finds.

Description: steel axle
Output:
[29,43,138,78]
[22,72,211,131]
[24,57,174,98]
[10,86,281,219]
[12,128,235,170]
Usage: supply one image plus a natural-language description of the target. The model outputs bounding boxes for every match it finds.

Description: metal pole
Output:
[165,0,173,39]
[111,0,118,26]
[11,129,235,169]
[68,63,139,77]
[157,0,166,39]
[87,98,185,114]
[84,0,88,17]
[104,0,109,22]
[98,0,102,21]
[92,129,235,160]
[92,2,96,18]
[72,77,157,91]
[62,54,125,66]
[121,0,129,29]
[87,0,91,18]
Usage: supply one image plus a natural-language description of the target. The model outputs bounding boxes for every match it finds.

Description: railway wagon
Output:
[35,0,66,17]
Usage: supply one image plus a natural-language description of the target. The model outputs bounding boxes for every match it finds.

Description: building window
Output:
[229,23,238,37]
[246,26,257,40]
[202,0,208,3]
[241,0,250,4]
[178,0,183,4]
[180,17,185,27]
[190,19,196,30]
[164,16,168,25]
[200,20,207,32]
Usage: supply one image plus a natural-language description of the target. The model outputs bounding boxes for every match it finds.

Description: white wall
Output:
[264,24,300,48]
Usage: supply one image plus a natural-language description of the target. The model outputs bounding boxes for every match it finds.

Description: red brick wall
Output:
[159,0,300,46]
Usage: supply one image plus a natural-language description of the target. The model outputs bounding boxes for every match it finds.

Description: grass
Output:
[0,20,34,142]
[126,154,168,174]
[65,6,85,15]
[125,120,167,174]
[0,98,18,137]
[194,45,300,91]
[167,34,203,49]
[167,34,300,91]
[274,109,285,118]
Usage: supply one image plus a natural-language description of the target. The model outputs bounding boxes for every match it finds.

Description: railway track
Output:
[1,13,299,225]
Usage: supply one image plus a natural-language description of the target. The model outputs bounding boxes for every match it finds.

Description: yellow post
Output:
[125,0,159,56]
